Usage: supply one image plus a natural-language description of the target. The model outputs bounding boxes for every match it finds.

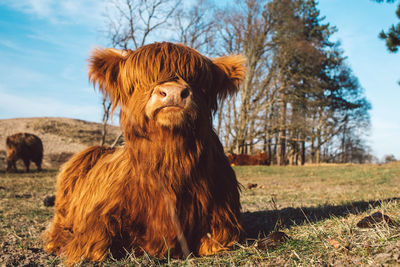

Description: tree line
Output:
[101,0,372,165]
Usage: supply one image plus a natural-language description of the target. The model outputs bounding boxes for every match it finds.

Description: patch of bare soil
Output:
[0,117,123,169]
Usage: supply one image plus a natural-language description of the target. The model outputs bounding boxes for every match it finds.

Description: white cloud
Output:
[0,86,101,122]
[7,0,52,17]
[2,0,54,20]
[0,39,23,52]
[0,64,47,87]
[1,0,107,26]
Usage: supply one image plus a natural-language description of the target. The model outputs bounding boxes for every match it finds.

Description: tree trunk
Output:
[310,133,315,164]
[300,139,305,165]
[316,129,321,164]
[278,89,287,166]
[100,97,112,146]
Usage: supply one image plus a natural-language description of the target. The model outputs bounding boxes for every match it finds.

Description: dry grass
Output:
[0,170,60,266]
[239,163,400,210]
[0,163,399,266]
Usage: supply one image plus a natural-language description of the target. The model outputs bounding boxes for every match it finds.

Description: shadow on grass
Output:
[243,197,400,238]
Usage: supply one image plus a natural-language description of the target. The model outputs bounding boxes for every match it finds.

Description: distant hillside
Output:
[0,117,123,170]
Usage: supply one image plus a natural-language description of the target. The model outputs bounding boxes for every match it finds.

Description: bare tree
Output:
[100,97,112,145]
[98,0,372,164]
[174,0,216,53]
[215,0,280,154]
[105,0,182,49]
[100,0,182,146]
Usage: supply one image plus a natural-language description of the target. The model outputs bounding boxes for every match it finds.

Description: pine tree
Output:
[379,3,400,52]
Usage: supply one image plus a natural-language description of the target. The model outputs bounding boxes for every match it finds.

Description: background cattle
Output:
[43,42,246,264]
[6,132,43,172]
[227,152,270,166]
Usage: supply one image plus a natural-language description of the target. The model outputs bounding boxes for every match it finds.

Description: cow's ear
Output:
[212,55,246,101]
[88,48,133,110]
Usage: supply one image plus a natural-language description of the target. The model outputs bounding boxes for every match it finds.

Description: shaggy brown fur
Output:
[43,42,246,264]
[227,152,270,166]
[6,132,43,172]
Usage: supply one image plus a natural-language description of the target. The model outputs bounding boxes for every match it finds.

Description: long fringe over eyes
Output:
[126,42,214,89]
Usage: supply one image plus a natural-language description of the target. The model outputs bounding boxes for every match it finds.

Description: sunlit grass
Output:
[0,163,399,265]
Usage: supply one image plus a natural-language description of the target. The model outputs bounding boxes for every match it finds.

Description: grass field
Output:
[0,163,399,266]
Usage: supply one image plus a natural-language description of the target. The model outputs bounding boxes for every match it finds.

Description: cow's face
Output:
[6,146,16,159]
[144,80,197,128]
[89,42,246,133]
[6,147,17,172]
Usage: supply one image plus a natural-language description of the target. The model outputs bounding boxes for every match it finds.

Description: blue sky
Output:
[318,0,400,161]
[0,0,399,161]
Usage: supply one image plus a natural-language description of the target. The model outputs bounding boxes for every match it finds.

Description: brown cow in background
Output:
[6,132,43,172]
[227,152,269,166]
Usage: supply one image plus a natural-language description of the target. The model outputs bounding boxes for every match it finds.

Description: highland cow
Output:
[43,42,246,264]
[6,132,43,172]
